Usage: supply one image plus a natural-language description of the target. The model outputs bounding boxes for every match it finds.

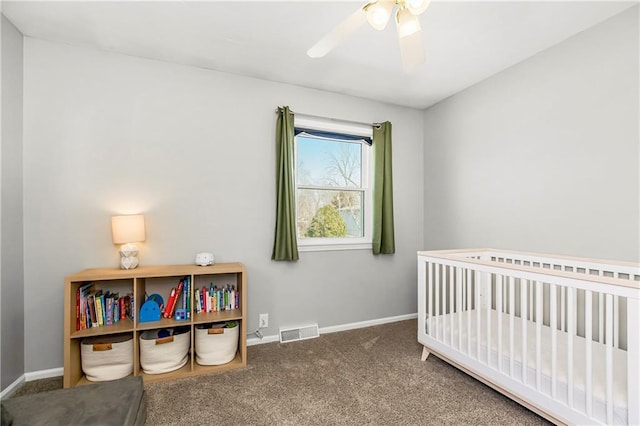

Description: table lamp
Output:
[111,214,146,269]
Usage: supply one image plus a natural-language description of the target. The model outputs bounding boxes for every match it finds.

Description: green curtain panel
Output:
[272,106,299,261]
[372,121,396,255]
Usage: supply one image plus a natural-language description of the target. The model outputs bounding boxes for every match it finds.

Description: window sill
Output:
[298,242,372,252]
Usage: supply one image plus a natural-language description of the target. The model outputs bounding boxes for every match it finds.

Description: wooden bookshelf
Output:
[63,263,247,388]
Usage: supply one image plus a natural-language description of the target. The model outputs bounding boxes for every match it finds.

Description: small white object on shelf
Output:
[195,252,214,266]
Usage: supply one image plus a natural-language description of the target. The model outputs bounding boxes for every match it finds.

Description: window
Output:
[294,116,372,251]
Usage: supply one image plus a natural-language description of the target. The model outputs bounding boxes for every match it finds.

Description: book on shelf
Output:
[76,286,132,331]
[193,283,240,314]
[169,280,184,318]
[94,291,104,327]
[76,282,95,331]
[88,294,97,328]
[163,287,177,319]
[185,276,191,320]
[105,292,118,326]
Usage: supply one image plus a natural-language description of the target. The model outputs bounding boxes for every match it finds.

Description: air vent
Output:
[279,323,319,343]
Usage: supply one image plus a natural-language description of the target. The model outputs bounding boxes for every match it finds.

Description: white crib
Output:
[417,249,640,425]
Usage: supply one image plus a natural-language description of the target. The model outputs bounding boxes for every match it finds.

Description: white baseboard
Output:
[320,312,417,334]
[12,314,418,388]
[246,334,280,346]
[24,367,63,381]
[1,367,65,399]
[247,312,417,346]
[0,375,25,400]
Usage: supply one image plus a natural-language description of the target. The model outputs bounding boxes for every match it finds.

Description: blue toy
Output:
[139,294,164,323]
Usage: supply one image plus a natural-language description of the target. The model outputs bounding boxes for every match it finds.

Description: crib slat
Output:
[497,275,503,372]
[567,287,574,408]
[550,284,557,399]
[613,295,619,348]
[529,281,533,321]
[487,273,492,366]
[509,276,515,378]
[521,279,528,385]
[449,266,454,346]
[560,286,565,332]
[585,289,593,417]
[535,281,542,391]
[428,262,433,336]
[435,264,440,341]
[598,292,604,343]
[629,296,640,425]
[605,293,613,425]
[467,269,472,356]
[476,270,480,359]
[457,267,462,351]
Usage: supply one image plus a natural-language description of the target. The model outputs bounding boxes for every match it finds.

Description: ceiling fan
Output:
[307,0,431,72]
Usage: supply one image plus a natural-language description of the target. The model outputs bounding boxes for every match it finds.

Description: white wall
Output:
[22,38,424,372]
[423,7,639,262]
[1,14,25,391]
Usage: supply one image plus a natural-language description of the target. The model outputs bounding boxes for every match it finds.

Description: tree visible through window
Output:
[295,132,370,245]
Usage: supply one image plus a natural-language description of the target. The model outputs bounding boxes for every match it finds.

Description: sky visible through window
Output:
[297,136,361,187]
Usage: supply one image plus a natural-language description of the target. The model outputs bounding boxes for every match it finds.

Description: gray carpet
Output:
[12,320,548,425]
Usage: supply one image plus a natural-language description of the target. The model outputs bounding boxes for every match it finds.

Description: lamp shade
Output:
[111,214,146,244]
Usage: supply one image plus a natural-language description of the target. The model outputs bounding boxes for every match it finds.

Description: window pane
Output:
[297,136,361,188]
[297,189,363,238]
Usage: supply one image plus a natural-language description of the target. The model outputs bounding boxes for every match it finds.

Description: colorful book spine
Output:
[209,283,214,312]
[186,277,191,319]
[77,282,95,330]
[95,294,104,327]
[86,299,92,328]
[130,294,135,321]
[88,294,97,327]
[195,286,201,314]
[163,288,177,319]
[169,280,184,318]
[106,296,113,326]
[182,279,187,311]
[120,297,126,320]
[100,294,106,325]
[76,287,81,331]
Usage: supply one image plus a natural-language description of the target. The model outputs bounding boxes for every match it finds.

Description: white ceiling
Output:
[2,0,636,109]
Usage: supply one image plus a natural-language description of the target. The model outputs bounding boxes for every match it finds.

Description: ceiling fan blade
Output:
[396,7,426,72]
[398,29,425,71]
[307,6,367,58]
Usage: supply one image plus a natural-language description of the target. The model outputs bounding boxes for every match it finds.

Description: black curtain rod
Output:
[275,109,381,128]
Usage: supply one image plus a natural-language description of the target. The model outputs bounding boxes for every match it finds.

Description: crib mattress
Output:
[425,308,628,424]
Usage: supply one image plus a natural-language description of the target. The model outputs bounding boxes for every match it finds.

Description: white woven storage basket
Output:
[81,334,133,382]
[195,323,239,366]
[139,328,190,374]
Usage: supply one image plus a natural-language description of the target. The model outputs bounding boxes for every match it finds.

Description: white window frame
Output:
[294,115,373,252]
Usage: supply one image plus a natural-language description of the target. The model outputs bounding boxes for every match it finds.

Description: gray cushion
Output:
[2,376,145,426]
[1,402,14,426]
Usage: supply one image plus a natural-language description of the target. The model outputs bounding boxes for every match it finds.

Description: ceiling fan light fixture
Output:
[404,0,431,16]
[396,6,421,39]
[365,0,394,31]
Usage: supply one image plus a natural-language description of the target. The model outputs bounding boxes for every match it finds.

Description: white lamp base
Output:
[119,243,140,269]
